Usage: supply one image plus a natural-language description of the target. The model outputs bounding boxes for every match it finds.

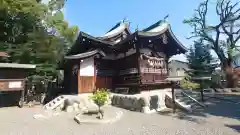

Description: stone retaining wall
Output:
[51,89,171,114]
[110,89,171,113]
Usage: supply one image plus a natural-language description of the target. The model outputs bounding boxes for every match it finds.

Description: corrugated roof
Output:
[0,63,36,69]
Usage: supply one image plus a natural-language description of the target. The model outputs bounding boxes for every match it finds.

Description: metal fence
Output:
[24,78,63,105]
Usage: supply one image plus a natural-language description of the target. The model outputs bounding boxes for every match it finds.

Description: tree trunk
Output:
[222,59,238,88]
[98,106,103,119]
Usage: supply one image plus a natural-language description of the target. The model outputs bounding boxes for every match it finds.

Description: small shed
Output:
[0,63,36,107]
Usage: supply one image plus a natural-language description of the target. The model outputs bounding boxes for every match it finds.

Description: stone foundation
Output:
[110,89,171,113]
[50,89,171,114]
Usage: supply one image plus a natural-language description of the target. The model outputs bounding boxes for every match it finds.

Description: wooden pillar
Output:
[18,80,25,108]
[77,61,81,94]
[136,38,142,93]
[171,81,176,113]
[165,56,169,76]
[93,58,97,90]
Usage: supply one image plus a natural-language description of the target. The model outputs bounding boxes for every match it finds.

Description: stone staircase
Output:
[43,94,100,111]
[166,89,206,112]
[43,95,66,110]
[176,90,206,111]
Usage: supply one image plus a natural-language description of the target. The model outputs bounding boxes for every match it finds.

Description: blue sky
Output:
[62,0,219,61]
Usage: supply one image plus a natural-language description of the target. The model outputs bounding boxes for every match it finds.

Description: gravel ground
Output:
[0,98,239,135]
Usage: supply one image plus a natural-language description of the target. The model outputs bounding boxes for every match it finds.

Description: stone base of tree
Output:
[74,106,123,124]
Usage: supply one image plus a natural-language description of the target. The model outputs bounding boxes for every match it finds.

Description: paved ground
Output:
[0,96,239,135]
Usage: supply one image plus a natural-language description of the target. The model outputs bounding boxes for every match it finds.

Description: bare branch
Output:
[234,28,240,35]
[234,35,240,44]
[216,0,240,47]
[185,0,240,62]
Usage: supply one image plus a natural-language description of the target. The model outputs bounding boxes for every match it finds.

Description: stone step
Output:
[44,95,66,110]
[165,92,192,112]
[174,91,206,111]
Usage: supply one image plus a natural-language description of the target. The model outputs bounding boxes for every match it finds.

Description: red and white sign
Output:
[8,81,22,89]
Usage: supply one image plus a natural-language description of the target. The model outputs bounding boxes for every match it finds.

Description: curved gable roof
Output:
[140,20,187,52]
[65,49,106,60]
[100,20,131,40]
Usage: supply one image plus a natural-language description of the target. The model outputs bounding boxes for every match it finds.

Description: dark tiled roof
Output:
[65,49,106,59]
[80,32,114,46]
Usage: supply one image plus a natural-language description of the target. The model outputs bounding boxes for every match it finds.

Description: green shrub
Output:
[89,88,109,119]
[180,75,200,90]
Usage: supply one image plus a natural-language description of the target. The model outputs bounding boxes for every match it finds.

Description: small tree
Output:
[90,88,109,119]
[187,40,218,78]
[180,75,200,90]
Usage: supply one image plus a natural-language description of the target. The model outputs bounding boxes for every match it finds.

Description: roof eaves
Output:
[168,26,188,52]
[140,20,188,53]
[80,32,114,46]
[65,49,106,60]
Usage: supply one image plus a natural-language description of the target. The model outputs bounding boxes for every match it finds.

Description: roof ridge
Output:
[142,20,168,32]
[105,20,130,34]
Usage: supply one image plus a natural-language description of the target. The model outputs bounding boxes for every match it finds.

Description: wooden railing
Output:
[97,68,168,76]
[124,76,141,81]
[119,68,138,75]
[140,68,167,75]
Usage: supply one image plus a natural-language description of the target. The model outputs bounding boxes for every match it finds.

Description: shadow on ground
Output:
[0,91,22,108]
[225,124,240,133]
[158,108,207,124]
[202,94,240,120]
[158,93,240,127]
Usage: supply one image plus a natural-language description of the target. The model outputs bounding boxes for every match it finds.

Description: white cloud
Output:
[170,54,187,62]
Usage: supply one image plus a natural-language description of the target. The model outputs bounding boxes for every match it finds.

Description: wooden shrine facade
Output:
[62,20,187,94]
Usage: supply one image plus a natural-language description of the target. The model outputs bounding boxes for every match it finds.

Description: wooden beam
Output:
[171,81,176,113]
[136,40,142,92]
[78,61,81,94]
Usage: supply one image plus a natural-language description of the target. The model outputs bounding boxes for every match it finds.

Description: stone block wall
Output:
[51,89,171,114]
[110,89,170,113]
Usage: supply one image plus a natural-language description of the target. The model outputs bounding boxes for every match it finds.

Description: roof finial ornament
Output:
[164,14,169,21]
[135,24,139,32]
[123,17,128,23]
[123,17,131,29]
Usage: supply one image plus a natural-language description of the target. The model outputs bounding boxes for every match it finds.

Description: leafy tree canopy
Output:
[0,0,79,79]
[187,40,218,77]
